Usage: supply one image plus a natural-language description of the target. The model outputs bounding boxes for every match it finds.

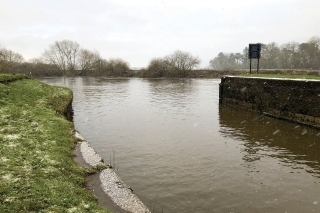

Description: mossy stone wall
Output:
[219,76,320,128]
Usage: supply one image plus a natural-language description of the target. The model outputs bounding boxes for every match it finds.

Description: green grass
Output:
[238,73,320,80]
[0,74,28,83]
[0,74,111,213]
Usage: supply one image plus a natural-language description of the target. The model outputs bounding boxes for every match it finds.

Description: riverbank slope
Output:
[0,74,111,212]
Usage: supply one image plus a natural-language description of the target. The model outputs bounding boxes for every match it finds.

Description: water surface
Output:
[40,77,320,213]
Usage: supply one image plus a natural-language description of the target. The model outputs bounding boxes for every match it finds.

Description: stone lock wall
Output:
[219,76,320,128]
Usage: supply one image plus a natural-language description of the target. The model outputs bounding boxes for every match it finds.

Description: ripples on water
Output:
[40,77,320,213]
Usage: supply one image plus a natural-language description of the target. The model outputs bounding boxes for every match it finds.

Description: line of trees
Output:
[1,41,200,78]
[41,40,132,77]
[0,46,24,73]
[138,50,200,78]
[1,40,132,77]
[209,36,320,70]
[1,36,320,77]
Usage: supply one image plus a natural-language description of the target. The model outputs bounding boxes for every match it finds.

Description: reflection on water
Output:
[39,77,320,213]
[219,106,320,178]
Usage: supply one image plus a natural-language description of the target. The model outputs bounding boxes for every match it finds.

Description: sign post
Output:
[249,43,261,74]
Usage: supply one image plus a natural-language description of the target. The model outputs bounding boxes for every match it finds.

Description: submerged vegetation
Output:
[0,74,111,212]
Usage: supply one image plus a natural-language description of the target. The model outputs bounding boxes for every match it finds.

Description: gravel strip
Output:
[75,131,85,141]
[79,141,104,167]
[100,169,151,213]
[74,131,150,213]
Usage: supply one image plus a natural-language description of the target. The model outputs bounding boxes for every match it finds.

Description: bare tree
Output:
[42,40,80,72]
[103,58,130,76]
[0,47,24,72]
[0,48,24,63]
[298,42,320,69]
[209,52,238,70]
[144,50,200,77]
[309,36,320,46]
[28,57,45,64]
[78,49,101,71]
[279,42,299,69]
[145,58,168,77]
[260,42,280,69]
[235,53,242,65]
[165,50,200,71]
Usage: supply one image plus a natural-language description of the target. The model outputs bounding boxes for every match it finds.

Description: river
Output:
[39,77,320,213]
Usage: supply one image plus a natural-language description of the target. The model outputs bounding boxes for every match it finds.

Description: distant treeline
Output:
[0,40,134,77]
[1,36,320,78]
[209,36,320,70]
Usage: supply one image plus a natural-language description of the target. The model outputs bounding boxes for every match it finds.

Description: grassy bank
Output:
[0,74,111,212]
[0,74,28,83]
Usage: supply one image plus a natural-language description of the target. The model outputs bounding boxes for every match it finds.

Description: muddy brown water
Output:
[40,77,320,213]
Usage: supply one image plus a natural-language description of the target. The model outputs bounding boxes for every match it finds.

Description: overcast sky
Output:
[1,0,320,68]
